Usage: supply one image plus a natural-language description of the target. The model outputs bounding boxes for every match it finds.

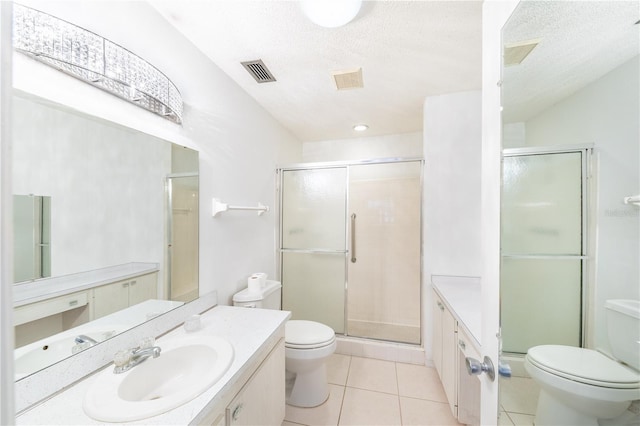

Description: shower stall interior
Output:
[278,159,423,345]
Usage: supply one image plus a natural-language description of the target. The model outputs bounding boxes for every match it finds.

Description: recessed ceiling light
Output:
[353,124,368,132]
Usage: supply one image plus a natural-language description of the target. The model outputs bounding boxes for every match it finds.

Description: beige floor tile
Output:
[282,421,305,426]
[339,387,401,426]
[327,354,351,386]
[498,411,515,426]
[284,384,345,426]
[396,363,448,403]
[506,413,535,426]
[346,356,398,394]
[499,377,540,415]
[399,397,462,426]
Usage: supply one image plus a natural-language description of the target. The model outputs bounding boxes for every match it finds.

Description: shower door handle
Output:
[350,213,356,263]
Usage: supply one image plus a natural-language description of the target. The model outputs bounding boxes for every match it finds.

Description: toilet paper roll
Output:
[248,276,262,293]
[251,272,267,287]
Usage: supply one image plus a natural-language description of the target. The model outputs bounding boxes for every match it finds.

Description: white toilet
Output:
[524,299,640,426]
[233,280,336,408]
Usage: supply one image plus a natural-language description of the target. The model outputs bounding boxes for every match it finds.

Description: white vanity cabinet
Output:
[456,327,481,425]
[197,337,286,426]
[226,340,285,425]
[432,290,457,417]
[14,290,91,346]
[91,272,157,319]
[432,288,482,425]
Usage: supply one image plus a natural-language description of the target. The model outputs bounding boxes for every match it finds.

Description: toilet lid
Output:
[527,345,640,389]
[285,320,335,349]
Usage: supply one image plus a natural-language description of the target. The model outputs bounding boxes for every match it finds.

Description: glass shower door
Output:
[501,150,586,354]
[347,161,422,344]
[167,174,199,303]
[281,167,347,333]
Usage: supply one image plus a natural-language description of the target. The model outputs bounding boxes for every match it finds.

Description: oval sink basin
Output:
[83,334,234,422]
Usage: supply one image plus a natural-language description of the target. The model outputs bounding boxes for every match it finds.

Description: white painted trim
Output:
[481,1,520,425]
[0,3,14,424]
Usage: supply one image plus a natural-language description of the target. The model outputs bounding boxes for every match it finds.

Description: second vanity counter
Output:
[431,274,481,348]
[16,305,291,425]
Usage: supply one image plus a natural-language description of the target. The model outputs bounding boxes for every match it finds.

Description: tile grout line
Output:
[395,362,404,426]
[335,355,352,426]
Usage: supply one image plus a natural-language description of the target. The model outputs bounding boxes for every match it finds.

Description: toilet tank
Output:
[605,299,640,370]
[232,280,282,310]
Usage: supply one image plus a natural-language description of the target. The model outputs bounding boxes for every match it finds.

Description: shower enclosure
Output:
[501,147,590,354]
[279,159,422,344]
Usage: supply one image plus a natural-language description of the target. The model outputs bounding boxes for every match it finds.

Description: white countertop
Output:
[432,275,481,348]
[16,305,291,425]
[14,262,159,307]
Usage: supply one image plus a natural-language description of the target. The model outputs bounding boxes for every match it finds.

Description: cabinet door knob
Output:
[232,403,243,421]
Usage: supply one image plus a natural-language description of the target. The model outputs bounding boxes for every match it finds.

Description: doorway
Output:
[279,159,422,344]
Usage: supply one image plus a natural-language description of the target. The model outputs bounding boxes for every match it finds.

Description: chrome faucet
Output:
[72,334,100,354]
[113,337,161,374]
[75,335,98,345]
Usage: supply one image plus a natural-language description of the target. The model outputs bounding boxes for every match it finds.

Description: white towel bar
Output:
[623,195,640,206]
[212,198,269,217]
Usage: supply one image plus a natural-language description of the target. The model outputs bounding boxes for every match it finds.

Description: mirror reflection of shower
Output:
[166,174,199,303]
[501,148,590,355]
[166,145,199,303]
[13,194,51,283]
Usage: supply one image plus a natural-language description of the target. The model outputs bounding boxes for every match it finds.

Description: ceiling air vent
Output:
[241,59,276,83]
[504,39,541,66]
[332,67,363,90]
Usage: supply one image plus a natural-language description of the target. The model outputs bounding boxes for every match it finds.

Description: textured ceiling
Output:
[502,1,640,123]
[149,1,483,142]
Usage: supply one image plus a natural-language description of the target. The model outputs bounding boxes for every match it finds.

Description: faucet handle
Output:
[113,349,132,367]
[138,336,155,349]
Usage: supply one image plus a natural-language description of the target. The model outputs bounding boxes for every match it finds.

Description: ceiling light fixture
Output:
[300,0,363,28]
[353,124,368,132]
[12,4,183,124]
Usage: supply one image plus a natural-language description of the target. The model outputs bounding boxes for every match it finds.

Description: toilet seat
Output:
[285,320,336,349]
[527,345,640,389]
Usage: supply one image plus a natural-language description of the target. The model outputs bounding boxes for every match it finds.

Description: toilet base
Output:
[285,364,330,408]
[535,390,598,426]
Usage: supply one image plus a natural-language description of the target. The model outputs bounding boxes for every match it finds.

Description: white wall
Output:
[422,90,482,361]
[11,1,303,308]
[302,132,422,163]
[519,56,640,351]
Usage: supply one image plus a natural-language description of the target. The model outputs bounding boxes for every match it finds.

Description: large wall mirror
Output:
[12,92,200,381]
[499,1,638,423]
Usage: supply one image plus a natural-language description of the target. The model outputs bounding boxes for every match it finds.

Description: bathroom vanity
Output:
[14,263,160,343]
[432,275,482,425]
[16,305,290,425]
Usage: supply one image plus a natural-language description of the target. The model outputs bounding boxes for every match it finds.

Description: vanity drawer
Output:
[14,291,88,326]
